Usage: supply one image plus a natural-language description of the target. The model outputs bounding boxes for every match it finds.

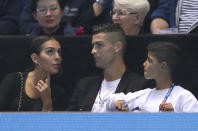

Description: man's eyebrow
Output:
[92,41,104,44]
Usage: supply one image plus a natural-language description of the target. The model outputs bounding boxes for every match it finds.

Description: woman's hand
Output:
[159,103,174,112]
[115,100,129,111]
[35,72,52,111]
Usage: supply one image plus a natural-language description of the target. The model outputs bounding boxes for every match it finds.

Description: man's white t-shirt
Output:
[91,78,121,112]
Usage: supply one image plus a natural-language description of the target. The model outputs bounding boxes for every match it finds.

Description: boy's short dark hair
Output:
[147,41,180,76]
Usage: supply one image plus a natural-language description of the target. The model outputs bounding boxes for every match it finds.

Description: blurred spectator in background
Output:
[0,0,23,35]
[64,0,113,34]
[111,0,150,35]
[20,0,81,36]
[20,0,113,35]
[29,0,80,36]
[143,0,159,33]
[19,0,39,35]
[151,0,198,34]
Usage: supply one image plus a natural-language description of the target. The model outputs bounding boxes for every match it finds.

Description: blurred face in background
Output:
[112,6,140,35]
[33,0,63,32]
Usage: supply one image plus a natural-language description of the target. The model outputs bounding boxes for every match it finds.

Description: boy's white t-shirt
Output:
[107,85,198,112]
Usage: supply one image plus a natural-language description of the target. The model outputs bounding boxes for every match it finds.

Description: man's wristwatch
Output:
[96,0,104,5]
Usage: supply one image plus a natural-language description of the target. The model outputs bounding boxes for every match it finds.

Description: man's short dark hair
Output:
[147,41,180,77]
[93,23,127,52]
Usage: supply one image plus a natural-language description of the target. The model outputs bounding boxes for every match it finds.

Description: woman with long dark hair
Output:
[0,36,67,111]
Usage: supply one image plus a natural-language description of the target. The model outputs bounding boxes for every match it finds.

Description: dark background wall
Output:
[0,35,198,99]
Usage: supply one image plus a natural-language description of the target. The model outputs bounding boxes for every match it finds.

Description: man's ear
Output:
[31,53,39,65]
[161,61,168,69]
[114,41,123,53]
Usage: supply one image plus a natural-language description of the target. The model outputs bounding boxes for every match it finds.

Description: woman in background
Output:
[29,0,80,36]
[111,0,150,35]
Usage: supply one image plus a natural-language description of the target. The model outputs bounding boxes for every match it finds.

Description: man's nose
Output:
[91,47,97,54]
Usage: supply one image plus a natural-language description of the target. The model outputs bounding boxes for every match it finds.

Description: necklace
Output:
[98,79,120,104]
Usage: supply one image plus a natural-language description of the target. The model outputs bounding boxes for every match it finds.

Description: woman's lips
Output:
[46,19,54,24]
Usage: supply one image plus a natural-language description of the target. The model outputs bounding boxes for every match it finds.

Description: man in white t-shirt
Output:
[67,23,151,112]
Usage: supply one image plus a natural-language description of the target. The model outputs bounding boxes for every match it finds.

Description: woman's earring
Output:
[38,63,41,67]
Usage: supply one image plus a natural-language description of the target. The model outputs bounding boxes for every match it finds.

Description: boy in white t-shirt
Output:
[107,41,198,112]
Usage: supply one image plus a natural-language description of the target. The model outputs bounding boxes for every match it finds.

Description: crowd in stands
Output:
[1,0,114,35]
[1,0,198,35]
